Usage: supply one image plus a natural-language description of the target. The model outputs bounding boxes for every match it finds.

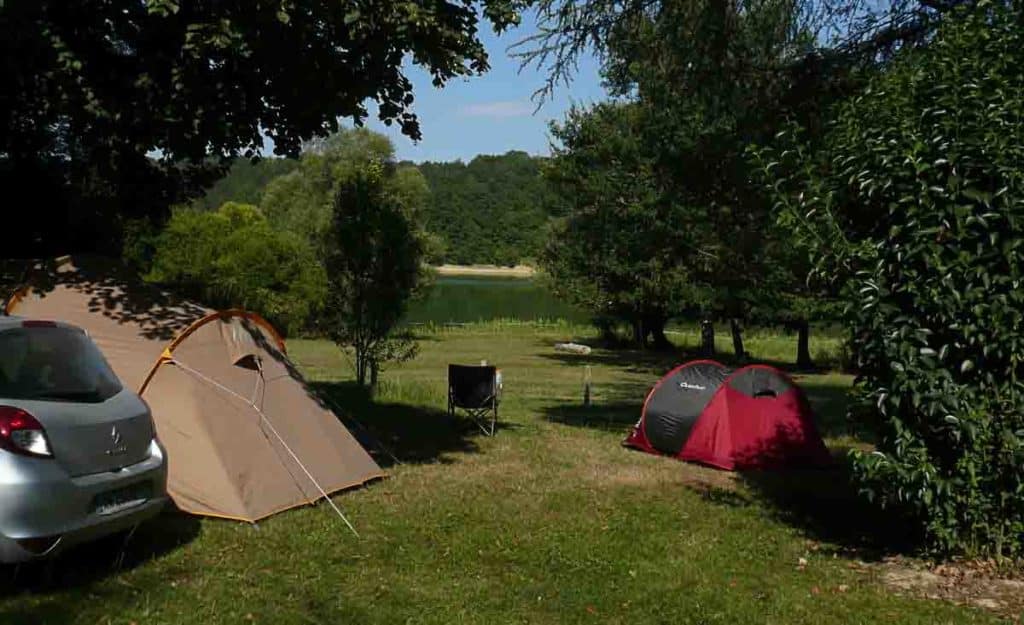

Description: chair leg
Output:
[452,400,498,436]
[465,408,491,437]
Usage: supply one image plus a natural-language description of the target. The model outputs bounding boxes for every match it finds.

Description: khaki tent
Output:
[5,256,383,522]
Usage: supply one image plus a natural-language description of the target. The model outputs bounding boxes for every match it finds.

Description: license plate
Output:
[90,482,152,516]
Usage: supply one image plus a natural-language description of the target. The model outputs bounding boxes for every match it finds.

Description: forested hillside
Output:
[193,150,562,266]
[416,151,565,265]
[191,158,300,211]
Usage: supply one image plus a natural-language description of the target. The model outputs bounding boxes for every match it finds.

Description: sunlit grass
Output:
[0,324,997,625]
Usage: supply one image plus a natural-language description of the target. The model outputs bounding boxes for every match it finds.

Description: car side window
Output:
[0,330,29,393]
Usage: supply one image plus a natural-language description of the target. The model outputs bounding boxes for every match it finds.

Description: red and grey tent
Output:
[624,360,831,470]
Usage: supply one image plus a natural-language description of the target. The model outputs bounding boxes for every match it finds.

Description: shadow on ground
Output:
[313,381,503,467]
[537,340,686,376]
[542,400,644,433]
[692,452,920,557]
[540,338,869,442]
[0,506,200,616]
[538,363,863,438]
[799,382,876,443]
[539,338,904,555]
[539,335,847,376]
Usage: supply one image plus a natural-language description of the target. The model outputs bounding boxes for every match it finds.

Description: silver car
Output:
[0,316,168,563]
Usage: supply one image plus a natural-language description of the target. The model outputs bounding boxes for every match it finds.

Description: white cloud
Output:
[459,100,534,119]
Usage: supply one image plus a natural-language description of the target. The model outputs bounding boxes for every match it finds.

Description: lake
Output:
[405,275,588,324]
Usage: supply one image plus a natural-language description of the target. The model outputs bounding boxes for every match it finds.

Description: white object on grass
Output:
[554,342,592,355]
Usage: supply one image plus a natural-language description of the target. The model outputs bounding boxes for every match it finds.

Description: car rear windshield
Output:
[0,326,123,402]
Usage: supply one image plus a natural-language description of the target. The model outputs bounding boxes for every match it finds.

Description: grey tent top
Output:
[642,360,732,454]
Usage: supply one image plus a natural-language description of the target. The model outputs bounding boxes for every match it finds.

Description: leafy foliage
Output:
[541,103,709,346]
[522,0,970,355]
[146,203,325,335]
[142,127,432,359]
[260,129,425,254]
[539,0,843,349]
[0,0,523,255]
[520,0,973,103]
[191,159,300,211]
[319,161,430,387]
[0,260,31,305]
[417,151,566,265]
[204,147,561,267]
[608,0,865,337]
[756,3,1024,556]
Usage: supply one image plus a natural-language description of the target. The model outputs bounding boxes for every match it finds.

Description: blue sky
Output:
[364,10,608,163]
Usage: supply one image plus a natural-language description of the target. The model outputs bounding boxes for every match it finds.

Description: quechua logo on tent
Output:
[678,382,706,391]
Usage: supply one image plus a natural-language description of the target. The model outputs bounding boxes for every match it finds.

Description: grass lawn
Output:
[0,323,1005,624]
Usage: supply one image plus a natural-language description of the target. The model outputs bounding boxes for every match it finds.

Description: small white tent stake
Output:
[170,359,360,536]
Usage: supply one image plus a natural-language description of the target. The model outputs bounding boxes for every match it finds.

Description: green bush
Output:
[147,202,326,335]
[758,3,1024,556]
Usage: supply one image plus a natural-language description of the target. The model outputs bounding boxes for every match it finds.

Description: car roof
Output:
[0,315,83,333]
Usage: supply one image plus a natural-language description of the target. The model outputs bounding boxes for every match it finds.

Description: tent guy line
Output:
[170,357,360,536]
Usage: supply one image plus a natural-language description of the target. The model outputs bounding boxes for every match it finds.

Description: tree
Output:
[146,202,325,335]
[0,0,524,256]
[261,128,411,253]
[255,128,432,384]
[540,0,830,355]
[259,169,325,249]
[541,102,709,348]
[745,227,844,369]
[320,161,429,387]
[755,3,1024,556]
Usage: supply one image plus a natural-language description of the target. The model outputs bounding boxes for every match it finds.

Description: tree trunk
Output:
[700,319,716,357]
[355,346,368,386]
[730,318,746,360]
[632,318,644,348]
[596,318,617,343]
[796,320,814,370]
[369,360,379,389]
[646,314,672,350]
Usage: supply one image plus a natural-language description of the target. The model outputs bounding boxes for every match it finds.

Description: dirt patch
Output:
[574,450,739,492]
[596,464,738,492]
[534,424,743,493]
[881,557,1024,618]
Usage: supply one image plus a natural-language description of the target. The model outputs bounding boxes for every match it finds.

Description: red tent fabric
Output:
[624,362,831,470]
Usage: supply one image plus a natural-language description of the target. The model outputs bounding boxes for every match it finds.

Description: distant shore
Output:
[434,264,536,278]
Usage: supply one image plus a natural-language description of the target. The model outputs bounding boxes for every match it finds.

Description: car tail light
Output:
[0,406,53,458]
[21,320,57,328]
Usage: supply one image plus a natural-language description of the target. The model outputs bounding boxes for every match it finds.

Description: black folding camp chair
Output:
[447,364,499,436]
